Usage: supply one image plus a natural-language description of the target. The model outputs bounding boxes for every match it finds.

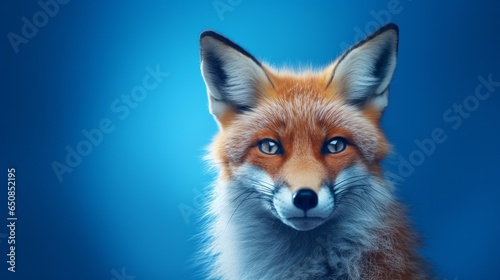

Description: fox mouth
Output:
[283,216,327,231]
[287,216,325,222]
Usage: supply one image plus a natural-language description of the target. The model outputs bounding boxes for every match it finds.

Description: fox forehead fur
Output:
[199,23,430,280]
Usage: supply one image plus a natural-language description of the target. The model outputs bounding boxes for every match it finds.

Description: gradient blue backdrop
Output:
[1,1,499,279]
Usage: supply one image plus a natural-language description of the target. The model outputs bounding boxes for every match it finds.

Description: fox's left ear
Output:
[328,23,399,113]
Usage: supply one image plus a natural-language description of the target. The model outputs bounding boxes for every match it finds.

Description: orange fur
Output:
[214,67,388,183]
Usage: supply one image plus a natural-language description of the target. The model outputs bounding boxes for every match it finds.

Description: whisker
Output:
[223,191,256,233]
[227,189,255,207]
[348,185,391,200]
[239,174,275,188]
[334,181,390,219]
[334,184,370,195]
[333,175,370,193]
[236,175,275,197]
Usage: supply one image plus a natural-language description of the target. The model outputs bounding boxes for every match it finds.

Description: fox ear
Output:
[329,23,399,112]
[200,31,272,121]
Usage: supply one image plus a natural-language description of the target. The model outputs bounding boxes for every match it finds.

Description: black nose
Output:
[293,189,318,211]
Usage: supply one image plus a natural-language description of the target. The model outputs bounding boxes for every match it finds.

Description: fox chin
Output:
[198,23,430,280]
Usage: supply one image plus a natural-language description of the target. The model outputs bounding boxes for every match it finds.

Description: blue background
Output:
[1,1,499,279]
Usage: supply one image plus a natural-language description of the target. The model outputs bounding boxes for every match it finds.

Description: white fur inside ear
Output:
[201,37,270,117]
[332,29,398,111]
[204,83,230,117]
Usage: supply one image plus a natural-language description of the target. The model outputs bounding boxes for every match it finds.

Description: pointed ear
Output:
[200,31,273,122]
[328,23,399,113]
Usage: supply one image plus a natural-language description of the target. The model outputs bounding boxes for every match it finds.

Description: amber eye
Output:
[258,139,283,155]
[323,137,347,154]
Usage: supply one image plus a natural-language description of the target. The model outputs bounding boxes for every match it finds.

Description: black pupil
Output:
[328,139,343,153]
[266,141,277,153]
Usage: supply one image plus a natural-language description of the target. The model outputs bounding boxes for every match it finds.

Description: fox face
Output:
[201,24,398,232]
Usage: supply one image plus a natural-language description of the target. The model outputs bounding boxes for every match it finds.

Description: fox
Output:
[198,23,430,279]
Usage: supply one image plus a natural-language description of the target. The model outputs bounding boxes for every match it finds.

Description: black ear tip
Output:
[198,30,263,67]
[380,23,399,36]
[366,23,399,54]
[200,30,225,61]
[200,30,221,41]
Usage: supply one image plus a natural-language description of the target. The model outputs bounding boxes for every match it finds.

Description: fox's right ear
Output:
[200,31,273,123]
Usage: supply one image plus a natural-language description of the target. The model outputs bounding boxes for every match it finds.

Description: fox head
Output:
[200,24,398,231]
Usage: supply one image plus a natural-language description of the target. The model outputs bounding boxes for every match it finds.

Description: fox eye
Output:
[258,139,282,155]
[323,137,347,154]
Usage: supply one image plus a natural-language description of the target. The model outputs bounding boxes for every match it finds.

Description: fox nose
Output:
[293,189,318,211]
